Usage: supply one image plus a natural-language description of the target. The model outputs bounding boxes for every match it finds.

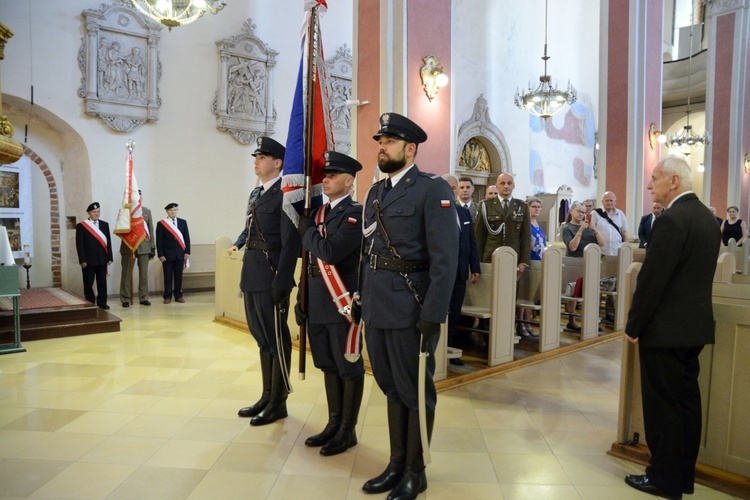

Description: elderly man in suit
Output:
[229,137,301,426]
[156,203,190,304]
[475,172,531,276]
[119,191,155,307]
[295,151,365,457]
[624,156,720,499]
[357,113,458,499]
[637,202,664,248]
[76,202,113,309]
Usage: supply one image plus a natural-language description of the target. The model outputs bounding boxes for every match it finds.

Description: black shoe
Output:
[566,322,581,332]
[624,475,682,499]
[121,302,129,308]
[140,300,151,306]
[99,304,110,310]
[449,358,464,366]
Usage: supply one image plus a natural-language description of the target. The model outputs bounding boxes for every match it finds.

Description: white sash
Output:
[83,220,109,252]
[160,218,189,268]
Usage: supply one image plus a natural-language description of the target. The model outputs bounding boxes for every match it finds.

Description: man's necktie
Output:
[380,178,392,201]
[324,203,331,217]
[250,185,264,204]
[502,199,509,213]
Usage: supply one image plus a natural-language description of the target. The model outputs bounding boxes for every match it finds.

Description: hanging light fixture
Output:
[667,3,709,155]
[130,0,226,30]
[514,0,577,119]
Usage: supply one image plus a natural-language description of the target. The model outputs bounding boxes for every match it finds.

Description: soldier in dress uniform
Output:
[76,202,113,309]
[355,113,459,499]
[474,172,531,273]
[229,137,301,426]
[295,151,365,457]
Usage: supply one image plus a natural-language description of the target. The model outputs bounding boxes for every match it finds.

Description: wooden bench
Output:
[182,243,215,291]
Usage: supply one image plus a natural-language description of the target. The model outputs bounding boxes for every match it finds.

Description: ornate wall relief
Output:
[455,94,512,194]
[212,19,278,145]
[78,0,162,133]
[326,44,353,154]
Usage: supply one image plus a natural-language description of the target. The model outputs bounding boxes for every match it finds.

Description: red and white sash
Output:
[160,218,189,268]
[82,220,109,253]
[314,206,362,362]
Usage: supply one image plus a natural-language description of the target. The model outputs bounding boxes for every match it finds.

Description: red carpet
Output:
[0,288,89,311]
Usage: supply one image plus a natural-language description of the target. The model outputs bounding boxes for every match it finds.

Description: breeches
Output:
[309,321,364,380]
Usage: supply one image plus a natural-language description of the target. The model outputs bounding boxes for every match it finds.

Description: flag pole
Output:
[297,4,320,380]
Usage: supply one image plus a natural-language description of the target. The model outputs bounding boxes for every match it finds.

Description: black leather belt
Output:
[246,240,279,251]
[308,265,322,277]
[369,254,429,272]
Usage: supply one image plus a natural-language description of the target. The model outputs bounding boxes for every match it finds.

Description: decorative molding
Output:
[326,44,353,154]
[705,0,747,17]
[78,0,162,133]
[212,19,278,145]
[456,94,513,184]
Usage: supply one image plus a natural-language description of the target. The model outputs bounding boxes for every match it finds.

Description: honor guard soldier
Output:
[295,151,365,457]
[355,113,459,499]
[229,137,301,426]
[76,202,114,309]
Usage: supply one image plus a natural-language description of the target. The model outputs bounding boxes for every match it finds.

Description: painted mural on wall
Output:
[527,93,597,196]
[212,19,278,145]
[78,0,162,133]
[326,44,353,154]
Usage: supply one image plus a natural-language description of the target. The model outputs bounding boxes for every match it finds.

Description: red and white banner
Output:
[114,149,147,252]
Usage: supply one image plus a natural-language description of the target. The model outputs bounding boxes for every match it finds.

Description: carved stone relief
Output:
[212,19,278,145]
[78,0,162,133]
[455,94,513,190]
[326,44,353,154]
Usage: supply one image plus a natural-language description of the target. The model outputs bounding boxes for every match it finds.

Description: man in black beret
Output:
[229,136,301,426]
[358,113,458,498]
[156,203,190,304]
[76,202,114,309]
[294,151,365,457]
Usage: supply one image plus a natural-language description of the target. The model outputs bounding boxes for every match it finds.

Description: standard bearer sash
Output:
[314,206,362,362]
[160,218,190,268]
[82,220,109,253]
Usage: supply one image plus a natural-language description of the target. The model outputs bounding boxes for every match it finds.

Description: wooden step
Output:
[0,304,121,343]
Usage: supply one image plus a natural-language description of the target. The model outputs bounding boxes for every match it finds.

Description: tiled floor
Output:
[0,292,737,499]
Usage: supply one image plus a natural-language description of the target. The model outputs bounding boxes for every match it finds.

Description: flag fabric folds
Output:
[114,149,147,252]
[281,0,334,226]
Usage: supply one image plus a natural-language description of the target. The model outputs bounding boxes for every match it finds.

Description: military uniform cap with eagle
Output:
[372,113,427,144]
[252,137,286,160]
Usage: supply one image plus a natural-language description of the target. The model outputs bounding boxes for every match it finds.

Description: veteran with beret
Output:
[357,113,459,499]
[295,151,365,457]
[229,136,302,426]
[76,202,114,309]
[156,202,190,304]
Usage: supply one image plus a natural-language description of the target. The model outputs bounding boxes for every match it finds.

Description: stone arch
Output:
[455,94,512,196]
[3,94,91,290]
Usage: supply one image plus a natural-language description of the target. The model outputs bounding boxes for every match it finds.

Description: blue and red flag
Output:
[281,0,334,226]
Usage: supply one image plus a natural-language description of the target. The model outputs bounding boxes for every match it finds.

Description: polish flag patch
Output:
[440,200,451,208]
[347,217,358,224]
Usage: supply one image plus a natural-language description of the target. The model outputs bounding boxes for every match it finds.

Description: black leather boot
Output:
[321,376,364,456]
[305,373,343,447]
[238,351,273,417]
[250,355,289,426]
[362,401,408,494]
[387,410,434,500]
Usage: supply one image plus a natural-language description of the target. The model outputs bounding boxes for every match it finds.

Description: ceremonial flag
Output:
[281,0,334,226]
[114,148,147,252]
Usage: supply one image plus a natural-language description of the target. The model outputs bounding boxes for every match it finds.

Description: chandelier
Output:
[130,0,226,30]
[667,3,709,155]
[514,0,577,119]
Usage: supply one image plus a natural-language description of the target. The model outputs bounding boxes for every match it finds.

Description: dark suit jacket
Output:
[456,204,480,281]
[474,196,531,264]
[76,220,113,265]
[302,196,362,325]
[361,166,459,327]
[637,213,654,248]
[156,217,191,262]
[119,206,155,256]
[233,179,301,293]
[626,193,720,348]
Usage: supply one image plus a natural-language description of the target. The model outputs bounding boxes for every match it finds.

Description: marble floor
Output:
[0,292,737,499]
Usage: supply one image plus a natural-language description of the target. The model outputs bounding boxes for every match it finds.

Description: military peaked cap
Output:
[322,151,362,176]
[252,137,286,160]
[372,112,427,144]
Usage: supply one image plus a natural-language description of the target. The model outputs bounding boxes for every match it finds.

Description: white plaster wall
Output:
[1,0,352,292]
[453,0,601,202]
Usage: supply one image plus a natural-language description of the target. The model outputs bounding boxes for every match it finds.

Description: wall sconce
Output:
[420,55,449,101]
[744,154,750,174]
[648,123,667,150]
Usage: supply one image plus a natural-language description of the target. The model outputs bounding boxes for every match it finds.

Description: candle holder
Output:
[22,262,31,289]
